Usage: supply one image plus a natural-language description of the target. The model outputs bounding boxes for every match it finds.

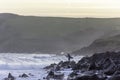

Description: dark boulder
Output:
[108,71,120,80]
[45,61,76,71]
[57,61,76,70]
[68,70,107,80]
[74,74,106,80]
[73,57,90,70]
[44,63,57,70]
[75,51,120,72]
[69,51,120,80]
[4,73,15,80]
[28,73,34,76]
[88,62,101,70]
[46,70,64,80]
[67,70,79,80]
[45,51,120,80]
[101,58,117,75]
[19,73,29,78]
[108,75,120,80]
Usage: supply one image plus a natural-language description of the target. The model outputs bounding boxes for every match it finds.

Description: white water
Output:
[0,53,83,80]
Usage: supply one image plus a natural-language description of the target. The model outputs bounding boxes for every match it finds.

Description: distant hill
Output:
[73,34,120,55]
[0,13,120,53]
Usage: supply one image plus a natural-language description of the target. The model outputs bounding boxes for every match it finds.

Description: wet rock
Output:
[75,51,120,71]
[74,74,106,80]
[46,70,64,80]
[73,57,90,71]
[108,75,120,80]
[70,51,120,80]
[88,62,101,70]
[67,70,79,80]
[69,70,78,77]
[44,63,57,70]
[4,73,15,80]
[108,71,120,80]
[19,73,29,78]
[45,51,120,80]
[57,61,76,70]
[101,58,116,75]
[68,70,107,80]
[45,60,76,72]
[28,73,34,76]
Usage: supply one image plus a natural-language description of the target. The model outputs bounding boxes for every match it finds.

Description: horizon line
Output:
[1,12,120,19]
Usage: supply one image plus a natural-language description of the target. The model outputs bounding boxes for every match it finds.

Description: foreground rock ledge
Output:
[45,51,120,80]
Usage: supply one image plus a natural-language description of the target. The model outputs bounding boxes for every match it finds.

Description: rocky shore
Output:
[44,51,120,80]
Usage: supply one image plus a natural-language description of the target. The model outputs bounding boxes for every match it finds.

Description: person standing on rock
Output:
[66,53,73,62]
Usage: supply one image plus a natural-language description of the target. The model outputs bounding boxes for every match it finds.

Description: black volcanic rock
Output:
[74,74,106,80]
[4,73,15,80]
[68,51,120,80]
[74,51,120,70]
[108,71,120,80]
[44,51,120,80]
[44,63,57,70]
[44,61,76,71]
[19,73,29,78]
[46,70,64,80]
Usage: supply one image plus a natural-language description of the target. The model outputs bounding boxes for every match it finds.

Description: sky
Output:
[0,0,120,17]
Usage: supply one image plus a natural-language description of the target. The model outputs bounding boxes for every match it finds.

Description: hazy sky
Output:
[0,0,120,17]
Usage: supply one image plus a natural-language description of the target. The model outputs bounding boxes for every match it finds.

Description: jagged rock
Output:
[45,51,120,80]
[4,73,15,80]
[57,61,76,70]
[43,77,46,79]
[74,51,120,71]
[44,63,57,70]
[73,57,90,70]
[74,74,106,80]
[88,62,101,70]
[8,73,15,79]
[102,58,117,75]
[67,70,79,80]
[68,70,107,80]
[45,61,76,72]
[108,71,120,80]
[19,73,29,78]
[28,73,34,76]
[108,75,120,80]
[69,51,120,80]
[46,70,64,80]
